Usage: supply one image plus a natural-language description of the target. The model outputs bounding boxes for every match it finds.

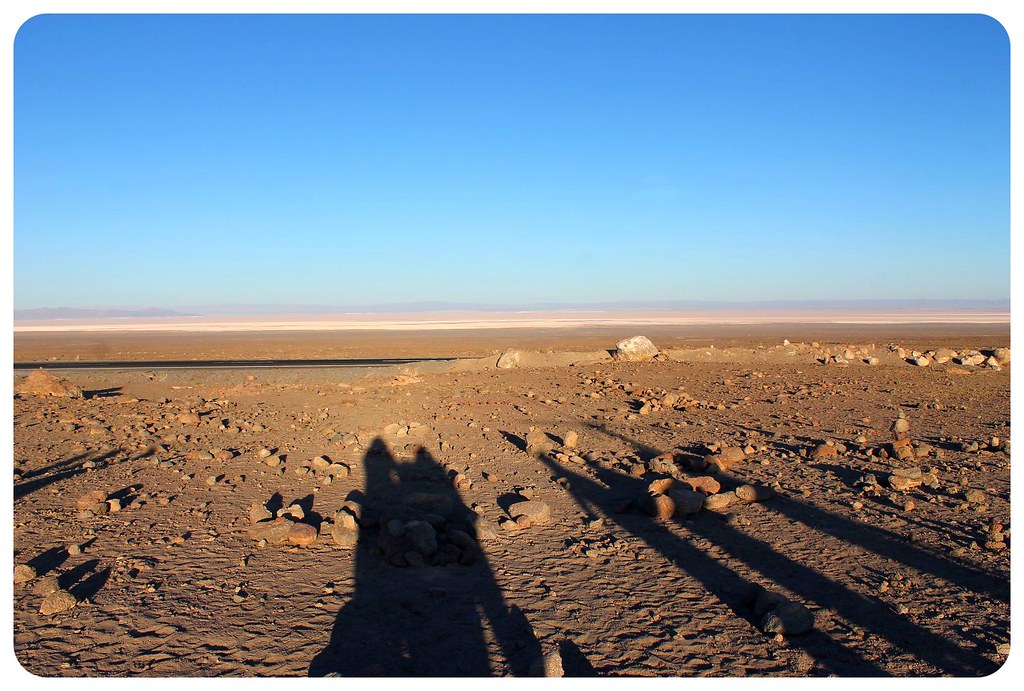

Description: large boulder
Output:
[613,336,659,362]
[496,348,522,369]
[16,369,83,398]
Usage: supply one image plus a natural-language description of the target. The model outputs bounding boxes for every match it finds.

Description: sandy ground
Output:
[11,327,1011,677]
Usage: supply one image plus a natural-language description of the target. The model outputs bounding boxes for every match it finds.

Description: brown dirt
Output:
[11,328,1010,676]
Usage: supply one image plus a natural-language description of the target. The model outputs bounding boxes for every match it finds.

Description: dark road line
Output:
[13,357,460,371]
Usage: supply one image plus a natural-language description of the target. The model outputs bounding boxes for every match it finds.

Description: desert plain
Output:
[11,323,1011,677]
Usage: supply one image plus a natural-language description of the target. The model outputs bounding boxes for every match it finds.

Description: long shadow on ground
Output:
[541,435,1002,676]
[309,438,541,676]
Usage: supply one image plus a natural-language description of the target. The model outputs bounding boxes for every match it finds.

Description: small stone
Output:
[404,521,438,556]
[646,494,676,520]
[40,589,78,616]
[249,518,293,545]
[563,430,579,449]
[33,576,59,596]
[508,499,552,525]
[249,503,273,524]
[648,478,675,495]
[735,484,775,503]
[707,446,746,472]
[810,443,839,460]
[892,418,911,435]
[257,447,272,458]
[668,488,705,515]
[177,412,201,424]
[330,524,359,549]
[681,476,721,495]
[704,493,734,512]
[529,649,565,677]
[288,522,318,547]
[76,490,107,511]
[964,489,987,504]
[761,601,814,636]
[14,564,36,584]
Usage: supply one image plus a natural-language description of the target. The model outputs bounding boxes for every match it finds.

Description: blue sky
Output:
[14,14,1010,309]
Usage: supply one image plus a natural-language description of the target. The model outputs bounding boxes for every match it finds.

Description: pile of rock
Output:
[373,496,488,568]
[381,422,433,440]
[294,455,350,484]
[15,369,83,399]
[892,346,1010,370]
[248,499,319,547]
[76,490,121,519]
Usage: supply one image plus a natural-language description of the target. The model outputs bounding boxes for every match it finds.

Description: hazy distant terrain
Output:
[13,300,1011,331]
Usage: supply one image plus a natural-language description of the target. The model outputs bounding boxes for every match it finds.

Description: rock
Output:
[753,588,789,617]
[257,447,272,459]
[334,508,359,532]
[330,523,359,549]
[646,494,676,520]
[471,517,498,541]
[992,347,1011,365]
[14,563,36,585]
[405,492,453,516]
[287,522,318,547]
[964,489,988,504]
[888,467,923,491]
[249,503,273,524]
[648,478,675,495]
[647,453,680,476]
[892,418,910,435]
[39,589,78,616]
[735,484,774,503]
[563,430,579,449]
[909,356,930,367]
[668,488,705,515]
[761,601,815,636]
[707,446,746,472]
[16,369,83,398]
[933,348,957,364]
[682,476,722,495]
[404,521,438,556]
[508,499,552,525]
[76,490,108,511]
[249,518,293,545]
[525,429,555,456]
[529,649,565,677]
[33,576,59,596]
[177,411,201,424]
[496,348,522,369]
[810,443,839,460]
[613,335,659,362]
[704,493,734,512]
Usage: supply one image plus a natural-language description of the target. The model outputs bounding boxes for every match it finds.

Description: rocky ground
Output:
[11,332,1011,677]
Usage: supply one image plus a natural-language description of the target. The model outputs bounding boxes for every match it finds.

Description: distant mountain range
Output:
[13,299,1010,321]
[14,307,195,320]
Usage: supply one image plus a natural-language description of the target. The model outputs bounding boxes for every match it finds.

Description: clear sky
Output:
[13,14,1010,310]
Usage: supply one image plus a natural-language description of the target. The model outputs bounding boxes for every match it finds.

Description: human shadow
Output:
[542,452,1001,676]
[309,438,541,676]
